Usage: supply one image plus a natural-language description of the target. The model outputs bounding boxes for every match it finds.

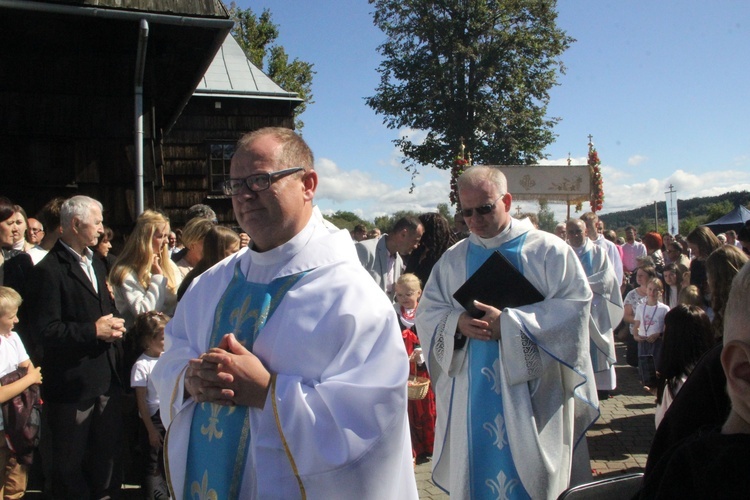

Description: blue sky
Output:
[239,0,750,224]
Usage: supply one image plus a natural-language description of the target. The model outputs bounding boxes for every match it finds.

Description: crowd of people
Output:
[1,128,750,499]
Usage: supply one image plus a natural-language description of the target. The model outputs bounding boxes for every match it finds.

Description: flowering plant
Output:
[588,142,604,212]
[450,153,471,206]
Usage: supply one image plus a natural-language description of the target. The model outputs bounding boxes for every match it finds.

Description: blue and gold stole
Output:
[577,249,605,372]
[466,235,530,500]
[183,262,307,500]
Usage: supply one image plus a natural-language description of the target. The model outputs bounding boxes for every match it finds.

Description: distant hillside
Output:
[599,190,750,235]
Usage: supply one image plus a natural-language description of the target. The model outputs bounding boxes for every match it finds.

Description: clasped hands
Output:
[457,300,502,341]
[184,333,272,409]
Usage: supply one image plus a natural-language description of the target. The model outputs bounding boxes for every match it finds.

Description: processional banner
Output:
[485,165,592,205]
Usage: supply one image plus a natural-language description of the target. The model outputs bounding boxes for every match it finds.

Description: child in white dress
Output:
[130,311,169,499]
[634,278,670,391]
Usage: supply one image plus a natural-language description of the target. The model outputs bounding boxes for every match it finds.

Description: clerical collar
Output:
[572,243,587,257]
[473,219,513,249]
[246,215,316,267]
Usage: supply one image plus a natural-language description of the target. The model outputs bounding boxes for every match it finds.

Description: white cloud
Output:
[598,167,750,216]
[628,155,648,166]
[314,151,750,225]
[539,155,587,166]
[314,157,391,203]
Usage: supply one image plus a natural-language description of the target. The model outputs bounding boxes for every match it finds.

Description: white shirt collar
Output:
[59,239,94,262]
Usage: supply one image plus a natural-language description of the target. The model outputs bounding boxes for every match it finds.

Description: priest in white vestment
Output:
[416,166,599,500]
[566,218,624,396]
[152,128,417,499]
[581,212,624,286]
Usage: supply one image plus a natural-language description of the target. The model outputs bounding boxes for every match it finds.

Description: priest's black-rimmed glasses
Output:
[222,167,305,196]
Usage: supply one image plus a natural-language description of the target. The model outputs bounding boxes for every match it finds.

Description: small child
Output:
[640,261,750,498]
[130,311,169,499]
[677,284,703,308]
[0,286,42,498]
[393,273,435,464]
[634,278,670,391]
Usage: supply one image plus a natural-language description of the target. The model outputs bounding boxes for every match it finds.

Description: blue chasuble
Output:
[183,262,306,499]
[466,236,530,500]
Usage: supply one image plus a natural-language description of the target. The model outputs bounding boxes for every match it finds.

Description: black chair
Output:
[556,473,644,500]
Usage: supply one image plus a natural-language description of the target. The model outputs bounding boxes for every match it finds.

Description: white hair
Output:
[457,165,508,194]
[60,196,102,229]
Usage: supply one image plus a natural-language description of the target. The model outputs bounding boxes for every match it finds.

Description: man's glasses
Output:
[222,167,304,196]
[567,229,583,235]
[29,228,44,234]
[460,195,503,218]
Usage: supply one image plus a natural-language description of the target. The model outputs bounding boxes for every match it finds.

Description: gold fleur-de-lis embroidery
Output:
[200,403,236,441]
[230,296,259,336]
[191,470,218,500]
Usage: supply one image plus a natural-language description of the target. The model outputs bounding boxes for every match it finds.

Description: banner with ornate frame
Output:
[483,165,592,205]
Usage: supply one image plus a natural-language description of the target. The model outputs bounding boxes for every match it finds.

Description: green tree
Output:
[537,199,556,232]
[679,215,704,237]
[373,210,422,233]
[373,215,391,232]
[367,0,573,177]
[229,3,315,129]
[437,203,452,221]
[703,200,734,223]
[325,210,368,231]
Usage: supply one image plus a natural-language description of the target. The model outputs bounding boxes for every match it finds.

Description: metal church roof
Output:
[195,34,302,101]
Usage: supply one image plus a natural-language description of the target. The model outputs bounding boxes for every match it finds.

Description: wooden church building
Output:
[0,0,302,233]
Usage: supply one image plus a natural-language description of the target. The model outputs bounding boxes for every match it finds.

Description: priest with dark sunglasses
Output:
[416,165,597,500]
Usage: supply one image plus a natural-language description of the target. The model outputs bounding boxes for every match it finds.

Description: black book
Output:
[452,250,544,319]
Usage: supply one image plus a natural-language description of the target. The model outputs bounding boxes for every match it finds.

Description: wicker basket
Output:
[407,374,430,400]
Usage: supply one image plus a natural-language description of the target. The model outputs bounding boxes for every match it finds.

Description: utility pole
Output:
[654,200,658,232]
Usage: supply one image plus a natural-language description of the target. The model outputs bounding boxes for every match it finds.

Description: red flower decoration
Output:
[450,153,471,206]
[588,141,605,212]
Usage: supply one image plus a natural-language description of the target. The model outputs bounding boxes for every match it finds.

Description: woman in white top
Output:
[654,305,713,428]
[109,210,182,329]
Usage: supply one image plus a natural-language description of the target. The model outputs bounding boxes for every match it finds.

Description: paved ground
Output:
[27,343,653,499]
[416,341,656,499]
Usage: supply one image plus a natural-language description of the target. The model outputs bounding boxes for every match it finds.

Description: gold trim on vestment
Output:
[271,373,306,499]
[164,364,189,498]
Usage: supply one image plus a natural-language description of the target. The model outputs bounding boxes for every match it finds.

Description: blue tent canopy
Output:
[705,205,750,234]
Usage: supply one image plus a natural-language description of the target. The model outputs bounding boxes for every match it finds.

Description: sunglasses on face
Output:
[460,194,504,218]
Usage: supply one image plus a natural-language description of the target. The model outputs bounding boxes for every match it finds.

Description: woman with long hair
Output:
[404,212,458,287]
[705,245,749,342]
[737,220,750,256]
[654,305,713,428]
[173,217,214,279]
[686,226,723,307]
[11,206,32,252]
[177,226,240,301]
[110,210,182,328]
